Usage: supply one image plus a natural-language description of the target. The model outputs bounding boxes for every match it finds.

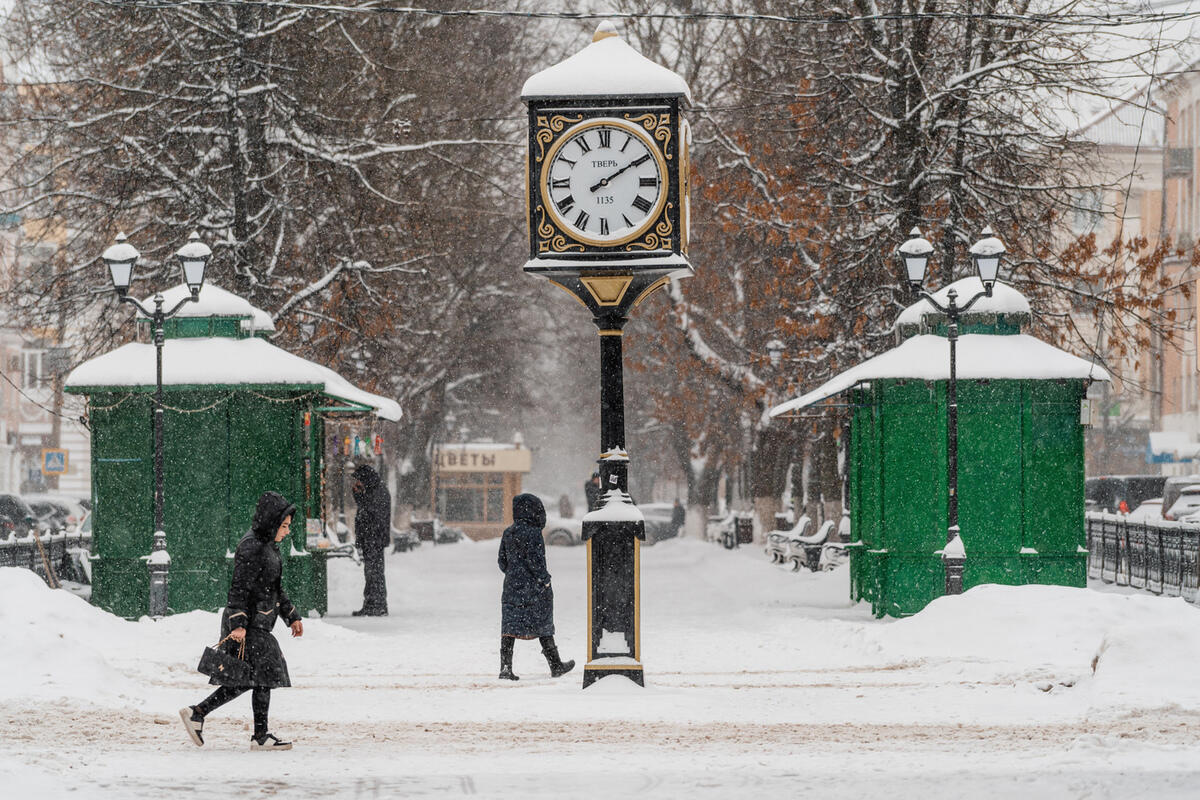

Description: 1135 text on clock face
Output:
[542,119,667,246]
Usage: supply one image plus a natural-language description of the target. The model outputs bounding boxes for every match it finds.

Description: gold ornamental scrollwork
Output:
[535,203,584,253]
[623,113,673,159]
[536,204,555,239]
[624,203,674,252]
[534,114,584,163]
[550,235,584,253]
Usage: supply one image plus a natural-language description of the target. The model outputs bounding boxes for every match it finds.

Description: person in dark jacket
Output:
[179,491,303,751]
[351,463,391,616]
[497,493,574,680]
[584,472,601,513]
[670,498,686,537]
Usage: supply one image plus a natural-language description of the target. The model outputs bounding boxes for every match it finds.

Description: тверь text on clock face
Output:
[542,118,668,246]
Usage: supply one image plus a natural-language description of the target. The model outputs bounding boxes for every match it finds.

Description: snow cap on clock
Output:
[521,21,691,102]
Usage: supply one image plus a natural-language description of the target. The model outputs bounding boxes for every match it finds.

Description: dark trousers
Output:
[195,685,270,738]
[501,635,558,662]
[362,549,387,612]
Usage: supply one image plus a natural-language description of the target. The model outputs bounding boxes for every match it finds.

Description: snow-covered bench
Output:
[788,519,836,571]
[765,515,810,564]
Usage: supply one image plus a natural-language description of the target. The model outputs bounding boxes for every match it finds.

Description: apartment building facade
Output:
[1079,61,1200,475]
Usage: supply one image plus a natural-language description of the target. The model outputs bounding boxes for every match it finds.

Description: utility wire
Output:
[0,370,70,419]
[80,1,1200,29]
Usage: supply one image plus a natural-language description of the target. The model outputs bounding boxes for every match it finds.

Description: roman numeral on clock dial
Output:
[543,121,665,241]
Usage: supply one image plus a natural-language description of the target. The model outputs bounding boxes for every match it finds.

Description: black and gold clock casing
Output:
[525,95,690,276]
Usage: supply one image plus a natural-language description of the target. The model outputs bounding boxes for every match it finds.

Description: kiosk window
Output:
[436,472,508,523]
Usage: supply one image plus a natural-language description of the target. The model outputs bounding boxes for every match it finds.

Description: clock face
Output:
[542,119,667,246]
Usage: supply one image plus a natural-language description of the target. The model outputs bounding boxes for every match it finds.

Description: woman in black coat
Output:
[179,491,304,750]
[497,493,574,680]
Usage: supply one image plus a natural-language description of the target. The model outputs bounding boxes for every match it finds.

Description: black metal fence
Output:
[1085,512,1200,602]
[0,528,92,587]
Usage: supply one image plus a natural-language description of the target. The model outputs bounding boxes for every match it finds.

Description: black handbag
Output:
[197,635,253,685]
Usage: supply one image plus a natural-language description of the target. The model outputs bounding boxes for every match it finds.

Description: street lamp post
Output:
[898,226,1006,595]
[102,231,211,617]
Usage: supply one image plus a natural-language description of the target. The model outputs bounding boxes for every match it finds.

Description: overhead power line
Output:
[80,1,1200,29]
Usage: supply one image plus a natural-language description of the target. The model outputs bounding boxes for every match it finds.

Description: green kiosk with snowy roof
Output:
[65,284,401,619]
[772,277,1108,617]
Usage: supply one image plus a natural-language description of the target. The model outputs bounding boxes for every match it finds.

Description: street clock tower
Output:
[521,21,694,688]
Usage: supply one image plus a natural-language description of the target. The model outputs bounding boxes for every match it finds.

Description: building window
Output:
[20,350,43,388]
[436,472,508,524]
[1071,190,1103,234]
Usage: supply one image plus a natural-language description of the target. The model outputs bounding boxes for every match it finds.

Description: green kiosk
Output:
[772,278,1108,617]
[66,283,401,618]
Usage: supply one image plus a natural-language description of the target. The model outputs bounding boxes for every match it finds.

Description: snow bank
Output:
[0,566,365,706]
[878,583,1200,708]
[0,568,139,703]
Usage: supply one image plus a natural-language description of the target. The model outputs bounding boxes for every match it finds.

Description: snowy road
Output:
[2,538,1199,799]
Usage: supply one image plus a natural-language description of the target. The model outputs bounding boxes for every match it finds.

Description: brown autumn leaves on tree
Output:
[0,1,1191,519]
[624,2,1191,517]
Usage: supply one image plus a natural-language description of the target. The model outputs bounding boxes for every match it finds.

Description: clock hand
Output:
[589,154,650,193]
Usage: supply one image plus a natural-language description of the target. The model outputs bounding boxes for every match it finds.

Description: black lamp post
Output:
[102,231,211,617]
[898,226,1006,595]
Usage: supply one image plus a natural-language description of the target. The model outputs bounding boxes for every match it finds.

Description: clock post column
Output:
[582,312,645,688]
[520,21,695,688]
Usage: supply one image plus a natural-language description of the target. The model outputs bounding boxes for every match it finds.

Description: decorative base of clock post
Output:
[582,662,644,688]
[581,484,645,689]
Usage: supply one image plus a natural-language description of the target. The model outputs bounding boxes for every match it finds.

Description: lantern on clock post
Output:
[521,21,694,688]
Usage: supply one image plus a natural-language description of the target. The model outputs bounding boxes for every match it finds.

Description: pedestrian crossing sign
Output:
[41,449,68,475]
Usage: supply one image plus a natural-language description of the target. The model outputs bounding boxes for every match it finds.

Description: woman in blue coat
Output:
[497,493,574,680]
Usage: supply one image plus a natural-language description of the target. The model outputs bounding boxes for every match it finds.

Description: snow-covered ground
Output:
[2,538,1199,799]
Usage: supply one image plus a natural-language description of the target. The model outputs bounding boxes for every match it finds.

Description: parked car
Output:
[60,510,93,585]
[541,503,678,547]
[1085,475,1167,514]
[1126,498,1163,522]
[1160,475,1200,518]
[68,509,92,538]
[24,494,85,533]
[639,503,679,545]
[1164,485,1200,521]
[0,494,36,536]
[543,513,584,546]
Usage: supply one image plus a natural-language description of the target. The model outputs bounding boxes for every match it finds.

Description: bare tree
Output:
[621,1,1188,524]
[0,1,546,511]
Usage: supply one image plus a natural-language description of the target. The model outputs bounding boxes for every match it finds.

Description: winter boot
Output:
[499,637,519,681]
[541,641,575,678]
[179,706,205,747]
[250,733,292,751]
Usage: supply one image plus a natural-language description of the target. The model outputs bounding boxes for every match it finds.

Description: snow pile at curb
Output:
[879,583,1200,709]
[0,566,370,706]
[0,568,139,703]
